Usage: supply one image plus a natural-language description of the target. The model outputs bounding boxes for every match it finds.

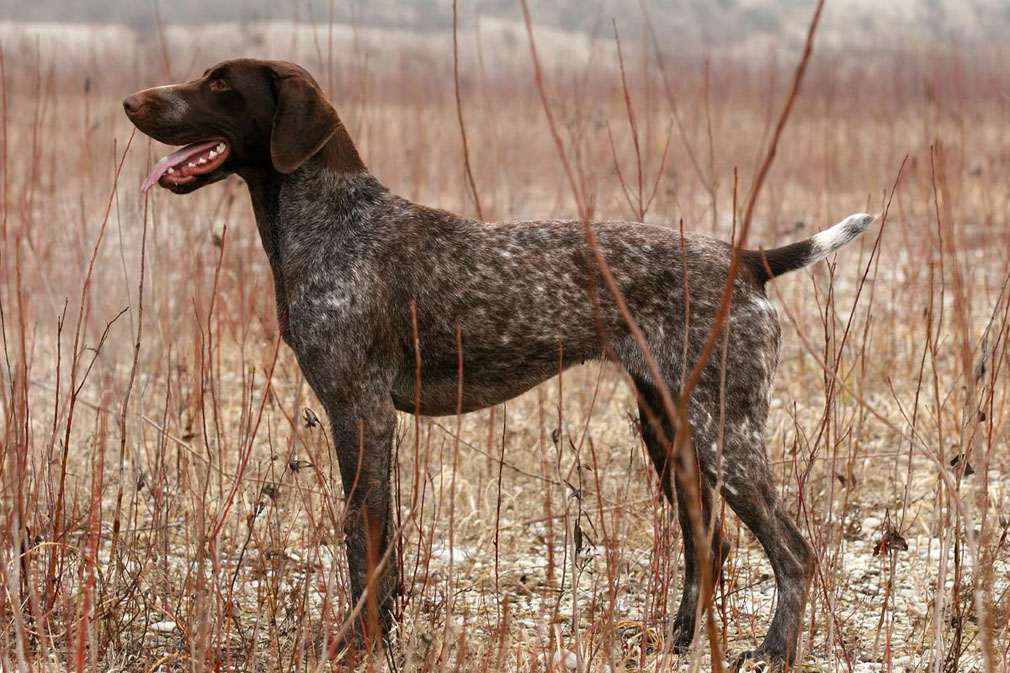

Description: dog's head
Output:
[124,59,356,194]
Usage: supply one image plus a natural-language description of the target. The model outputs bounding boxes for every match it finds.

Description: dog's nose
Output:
[122,94,144,115]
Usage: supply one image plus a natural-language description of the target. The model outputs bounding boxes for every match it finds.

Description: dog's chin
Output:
[159,170,230,194]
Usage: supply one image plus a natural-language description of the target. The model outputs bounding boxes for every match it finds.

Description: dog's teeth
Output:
[216,143,225,152]
[188,162,196,167]
[197,158,207,165]
[208,150,217,159]
[166,167,174,174]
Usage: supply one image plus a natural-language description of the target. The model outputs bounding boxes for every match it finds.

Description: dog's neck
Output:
[242,153,386,341]
[242,144,381,255]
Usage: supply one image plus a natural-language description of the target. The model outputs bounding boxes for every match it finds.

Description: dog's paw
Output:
[668,621,695,654]
[316,622,388,667]
[322,628,362,662]
[733,650,785,673]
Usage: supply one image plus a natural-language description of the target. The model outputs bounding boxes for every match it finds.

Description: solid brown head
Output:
[123,59,363,194]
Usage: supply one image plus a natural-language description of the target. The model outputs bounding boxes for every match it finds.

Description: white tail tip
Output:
[810,213,875,259]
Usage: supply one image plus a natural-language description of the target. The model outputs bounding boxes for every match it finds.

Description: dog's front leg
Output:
[327,392,400,649]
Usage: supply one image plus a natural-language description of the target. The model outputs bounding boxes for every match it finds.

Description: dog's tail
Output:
[743,213,875,284]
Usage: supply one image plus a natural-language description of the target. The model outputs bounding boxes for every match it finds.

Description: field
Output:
[1,6,1010,672]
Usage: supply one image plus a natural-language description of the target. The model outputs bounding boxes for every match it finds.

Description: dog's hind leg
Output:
[636,382,730,653]
[719,439,814,667]
[670,474,731,652]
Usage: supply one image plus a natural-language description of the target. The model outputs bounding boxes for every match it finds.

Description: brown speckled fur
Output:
[124,59,874,667]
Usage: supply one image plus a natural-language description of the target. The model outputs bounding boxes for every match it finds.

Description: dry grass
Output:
[1,10,1010,673]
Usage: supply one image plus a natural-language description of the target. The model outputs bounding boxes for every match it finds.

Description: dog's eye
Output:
[209,78,230,93]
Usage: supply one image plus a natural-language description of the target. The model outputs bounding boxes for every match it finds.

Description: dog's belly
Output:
[390,377,541,415]
[389,353,588,416]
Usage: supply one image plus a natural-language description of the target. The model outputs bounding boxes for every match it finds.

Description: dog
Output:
[124,58,873,666]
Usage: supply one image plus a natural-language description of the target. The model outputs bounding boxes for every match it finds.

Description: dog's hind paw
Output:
[733,650,786,673]
[668,622,695,654]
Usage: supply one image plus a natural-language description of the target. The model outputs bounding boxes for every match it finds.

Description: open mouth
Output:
[141,140,230,193]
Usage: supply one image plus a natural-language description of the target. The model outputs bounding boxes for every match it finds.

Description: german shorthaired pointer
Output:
[124,59,873,666]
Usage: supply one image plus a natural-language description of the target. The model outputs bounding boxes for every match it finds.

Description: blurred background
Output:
[7,0,1010,45]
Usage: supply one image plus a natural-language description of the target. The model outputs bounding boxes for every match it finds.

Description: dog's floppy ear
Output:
[270,71,341,174]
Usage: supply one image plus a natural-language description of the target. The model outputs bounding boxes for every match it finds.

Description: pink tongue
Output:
[141,140,221,193]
